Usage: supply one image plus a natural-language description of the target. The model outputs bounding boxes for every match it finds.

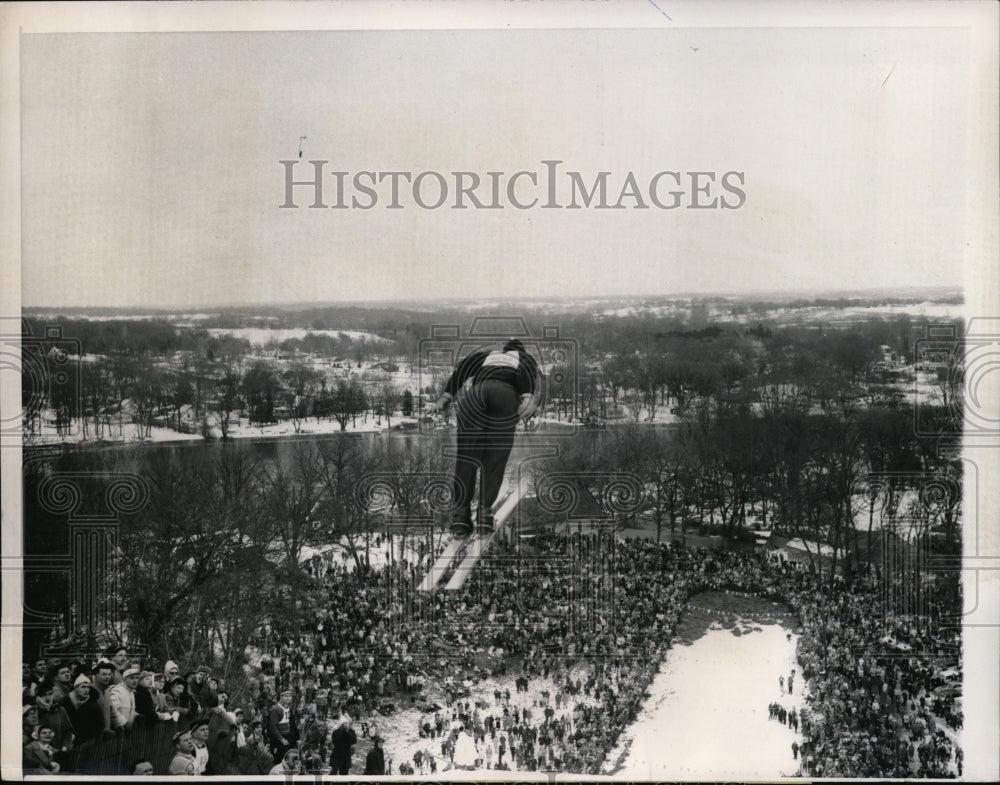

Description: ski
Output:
[441,531,495,592]
[416,535,471,592]
[442,482,526,592]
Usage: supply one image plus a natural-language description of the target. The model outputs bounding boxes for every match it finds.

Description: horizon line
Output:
[21,285,964,313]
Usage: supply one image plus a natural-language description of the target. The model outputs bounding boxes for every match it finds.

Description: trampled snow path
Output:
[602,619,804,779]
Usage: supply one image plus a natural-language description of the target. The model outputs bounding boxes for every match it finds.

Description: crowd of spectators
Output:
[22,529,962,777]
[21,646,249,775]
[788,570,961,778]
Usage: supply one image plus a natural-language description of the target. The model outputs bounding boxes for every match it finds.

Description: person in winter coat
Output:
[205,694,239,775]
[148,673,173,718]
[169,730,197,776]
[187,666,218,715]
[163,677,199,723]
[267,690,295,762]
[59,675,110,746]
[329,714,358,775]
[163,660,181,683]
[364,734,386,775]
[238,720,275,775]
[33,682,75,754]
[23,724,61,773]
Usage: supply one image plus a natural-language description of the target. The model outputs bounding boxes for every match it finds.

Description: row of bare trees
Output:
[546,318,959,424]
[22,348,423,442]
[67,436,447,681]
[539,399,961,584]
[22,436,451,677]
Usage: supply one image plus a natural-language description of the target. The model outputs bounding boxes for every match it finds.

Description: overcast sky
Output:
[16,16,986,308]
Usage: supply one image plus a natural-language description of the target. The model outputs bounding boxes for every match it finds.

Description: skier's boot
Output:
[450,511,473,538]
[477,509,495,534]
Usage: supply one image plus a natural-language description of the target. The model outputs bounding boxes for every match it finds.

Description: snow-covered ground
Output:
[353,594,806,780]
[23,421,204,445]
[206,327,388,345]
[368,668,601,780]
[218,414,417,439]
[602,619,803,779]
[23,413,428,446]
[792,302,962,323]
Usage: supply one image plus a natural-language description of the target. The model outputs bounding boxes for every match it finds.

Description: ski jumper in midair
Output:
[431,339,540,535]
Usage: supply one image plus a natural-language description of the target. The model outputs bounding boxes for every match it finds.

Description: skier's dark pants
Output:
[452,379,519,520]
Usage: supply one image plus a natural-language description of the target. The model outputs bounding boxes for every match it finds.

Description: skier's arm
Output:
[428,350,487,412]
[427,391,453,413]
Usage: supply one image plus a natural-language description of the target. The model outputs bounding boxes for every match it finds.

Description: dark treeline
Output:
[538,407,961,567]
[23,435,449,669]
[25,289,960,358]
[23,398,962,683]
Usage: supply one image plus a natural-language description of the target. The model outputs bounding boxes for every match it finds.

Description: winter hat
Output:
[73,674,92,687]
[122,666,141,679]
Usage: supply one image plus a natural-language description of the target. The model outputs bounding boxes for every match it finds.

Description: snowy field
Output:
[602,598,803,780]
[24,421,205,445]
[601,300,962,323]
[23,414,426,445]
[206,327,388,345]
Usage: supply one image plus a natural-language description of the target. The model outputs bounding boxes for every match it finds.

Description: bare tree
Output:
[215,360,243,439]
[171,366,195,432]
[330,379,367,431]
[380,381,400,429]
[315,436,378,568]
[261,442,327,567]
[130,360,163,440]
[116,449,272,665]
[612,425,696,543]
